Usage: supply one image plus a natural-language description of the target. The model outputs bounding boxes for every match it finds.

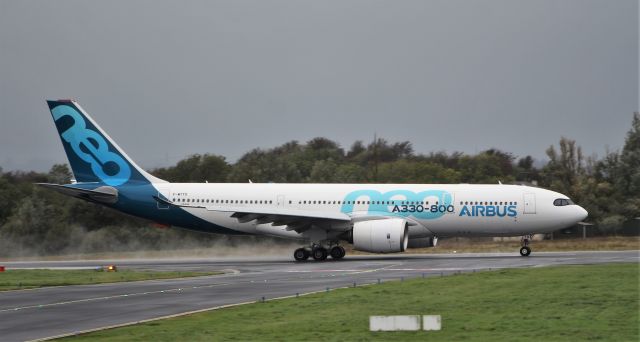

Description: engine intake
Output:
[351,218,409,253]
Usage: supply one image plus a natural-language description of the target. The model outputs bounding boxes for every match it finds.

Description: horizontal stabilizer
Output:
[37,183,118,204]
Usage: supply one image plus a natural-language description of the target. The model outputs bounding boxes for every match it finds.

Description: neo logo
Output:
[341,189,453,220]
[51,105,131,186]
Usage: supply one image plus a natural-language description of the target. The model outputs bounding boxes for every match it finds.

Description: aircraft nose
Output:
[575,205,588,222]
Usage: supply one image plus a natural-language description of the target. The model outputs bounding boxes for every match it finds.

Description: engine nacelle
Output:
[351,218,408,253]
[407,236,438,249]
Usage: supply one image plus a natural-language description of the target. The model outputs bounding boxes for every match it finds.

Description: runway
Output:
[1,250,637,341]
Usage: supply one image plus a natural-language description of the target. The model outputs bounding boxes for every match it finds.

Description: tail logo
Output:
[51,105,131,186]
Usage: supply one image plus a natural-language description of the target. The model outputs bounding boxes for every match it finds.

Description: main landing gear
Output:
[520,235,532,257]
[293,245,345,262]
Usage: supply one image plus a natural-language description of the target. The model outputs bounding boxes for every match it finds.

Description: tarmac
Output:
[0,250,638,341]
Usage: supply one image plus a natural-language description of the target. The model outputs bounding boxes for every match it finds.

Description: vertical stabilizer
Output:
[46,99,166,186]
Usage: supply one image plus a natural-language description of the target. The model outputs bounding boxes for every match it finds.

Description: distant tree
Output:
[515,155,539,182]
[616,113,640,195]
[346,141,366,160]
[47,164,72,184]
[541,138,585,200]
[154,154,230,183]
[309,159,339,183]
[457,149,515,183]
[333,163,367,183]
[377,160,461,184]
[612,113,640,218]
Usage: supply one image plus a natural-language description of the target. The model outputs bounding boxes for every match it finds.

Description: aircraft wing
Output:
[153,196,351,232]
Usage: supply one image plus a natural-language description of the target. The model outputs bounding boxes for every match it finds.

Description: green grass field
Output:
[0,269,220,291]
[60,263,640,342]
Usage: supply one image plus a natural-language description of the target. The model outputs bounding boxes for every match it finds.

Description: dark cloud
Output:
[0,0,637,171]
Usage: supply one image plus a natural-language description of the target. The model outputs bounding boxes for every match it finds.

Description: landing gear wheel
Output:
[294,248,310,261]
[312,247,328,261]
[519,246,531,257]
[329,246,346,260]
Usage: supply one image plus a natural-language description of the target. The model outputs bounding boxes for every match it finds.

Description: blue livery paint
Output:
[340,189,453,219]
[51,104,131,186]
[47,101,148,185]
[47,100,243,235]
[459,205,518,217]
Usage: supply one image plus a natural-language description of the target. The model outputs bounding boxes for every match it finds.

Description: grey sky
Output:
[0,0,637,172]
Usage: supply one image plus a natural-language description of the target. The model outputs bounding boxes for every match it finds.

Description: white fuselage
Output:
[154,183,587,242]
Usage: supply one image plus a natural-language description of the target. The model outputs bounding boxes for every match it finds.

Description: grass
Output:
[60,263,640,342]
[0,269,221,291]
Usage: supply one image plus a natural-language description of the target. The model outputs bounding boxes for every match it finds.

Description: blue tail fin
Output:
[46,100,165,186]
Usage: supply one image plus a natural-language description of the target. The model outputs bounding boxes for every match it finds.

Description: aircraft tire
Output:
[330,246,346,259]
[519,246,531,257]
[312,247,328,261]
[294,248,310,261]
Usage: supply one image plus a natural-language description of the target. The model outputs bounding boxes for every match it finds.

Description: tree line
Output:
[0,114,637,256]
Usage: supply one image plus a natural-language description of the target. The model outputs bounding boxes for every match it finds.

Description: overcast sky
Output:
[0,0,637,172]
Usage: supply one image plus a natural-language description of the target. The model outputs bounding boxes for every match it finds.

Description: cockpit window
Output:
[553,198,574,206]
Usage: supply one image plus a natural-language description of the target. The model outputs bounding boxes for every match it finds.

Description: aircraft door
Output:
[523,193,536,214]
[156,186,170,210]
[277,195,285,206]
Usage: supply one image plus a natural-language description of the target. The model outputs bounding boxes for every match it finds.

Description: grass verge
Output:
[0,269,221,291]
[60,263,639,341]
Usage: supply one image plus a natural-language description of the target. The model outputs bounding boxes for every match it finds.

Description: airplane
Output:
[39,99,589,261]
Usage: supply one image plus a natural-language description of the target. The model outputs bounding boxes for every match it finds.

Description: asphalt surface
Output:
[0,250,638,341]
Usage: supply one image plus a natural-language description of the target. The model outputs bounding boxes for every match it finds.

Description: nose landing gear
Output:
[520,235,532,256]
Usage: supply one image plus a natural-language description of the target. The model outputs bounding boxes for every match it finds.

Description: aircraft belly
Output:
[423,215,522,236]
[182,207,250,234]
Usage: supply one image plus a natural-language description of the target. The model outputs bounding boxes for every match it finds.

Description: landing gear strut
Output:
[520,235,532,257]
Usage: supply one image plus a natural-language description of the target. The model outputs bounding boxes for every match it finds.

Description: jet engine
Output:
[407,236,438,249]
[350,218,408,253]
